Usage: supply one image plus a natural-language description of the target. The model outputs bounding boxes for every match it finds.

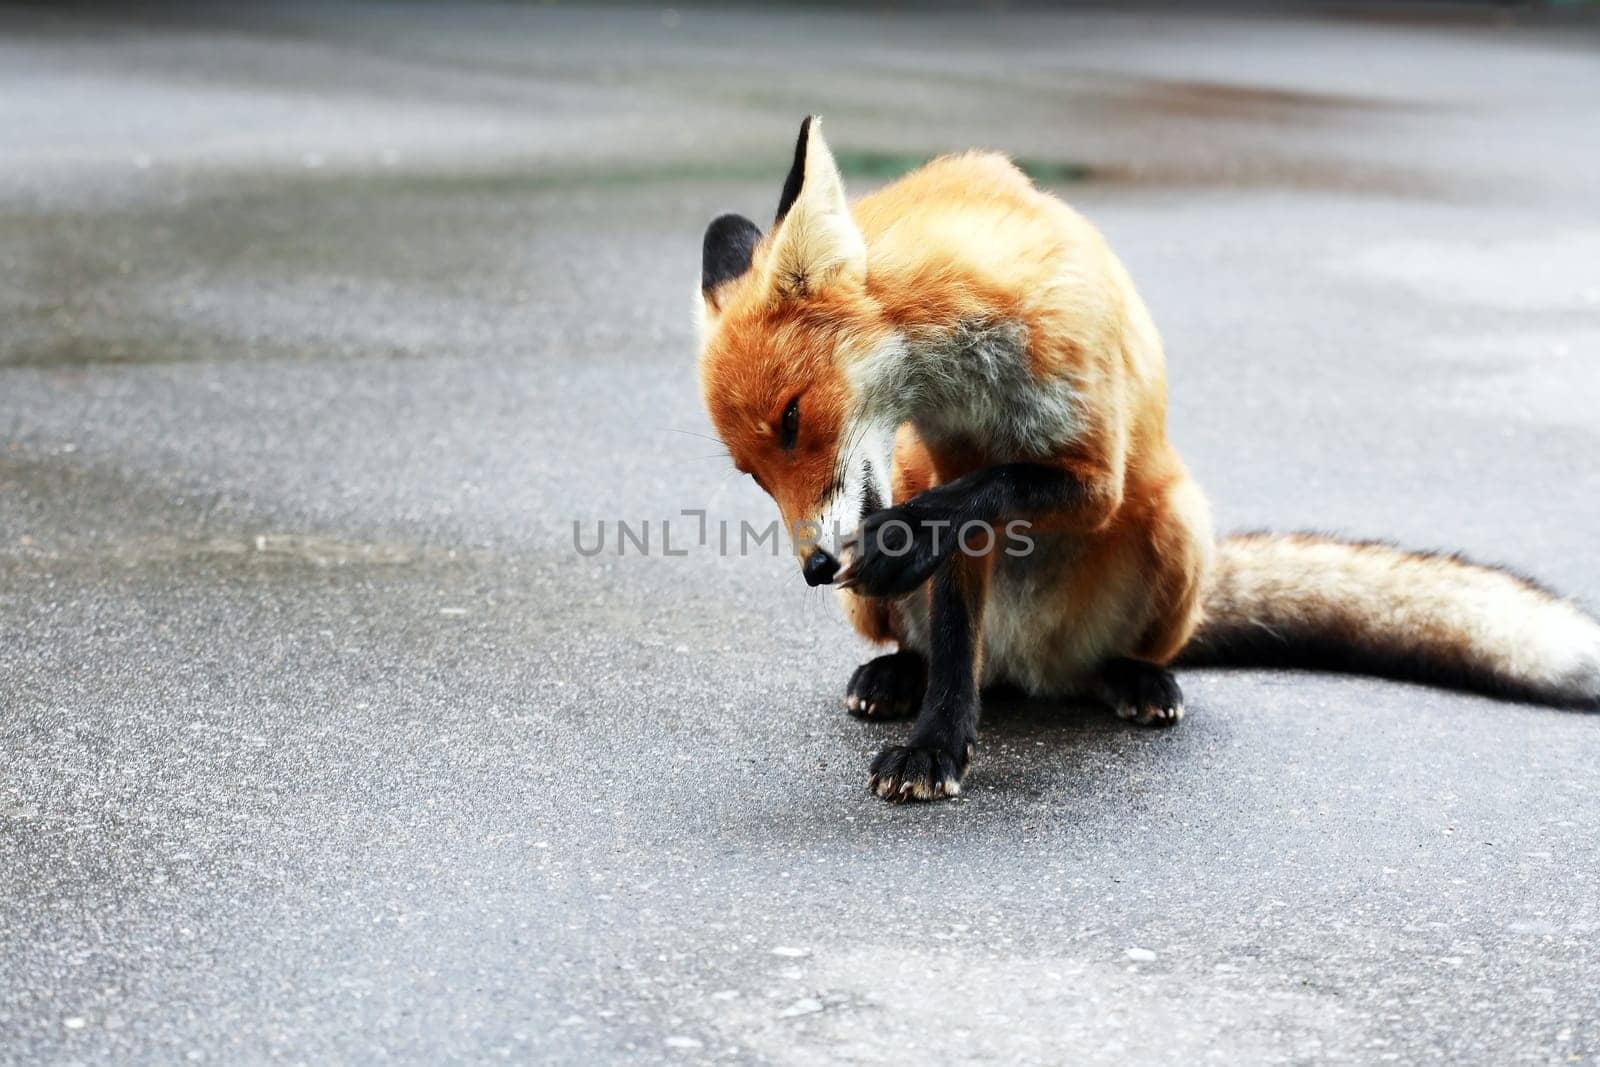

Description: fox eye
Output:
[779,397,800,451]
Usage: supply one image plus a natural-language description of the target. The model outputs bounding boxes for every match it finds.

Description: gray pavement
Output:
[3,3,1600,1063]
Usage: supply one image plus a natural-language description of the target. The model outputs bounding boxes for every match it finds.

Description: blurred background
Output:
[3,3,1599,1063]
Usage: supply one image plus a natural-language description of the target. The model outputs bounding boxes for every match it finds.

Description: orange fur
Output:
[698,118,1600,718]
[700,119,1211,681]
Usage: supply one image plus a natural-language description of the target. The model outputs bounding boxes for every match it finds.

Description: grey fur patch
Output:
[848,322,1080,459]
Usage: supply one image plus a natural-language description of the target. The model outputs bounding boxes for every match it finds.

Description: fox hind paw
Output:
[1117,701,1184,727]
[1097,658,1185,728]
[845,651,927,720]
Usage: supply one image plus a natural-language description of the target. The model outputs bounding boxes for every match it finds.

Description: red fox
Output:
[696,116,1600,802]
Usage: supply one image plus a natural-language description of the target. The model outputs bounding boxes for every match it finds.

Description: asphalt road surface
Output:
[4,3,1600,1063]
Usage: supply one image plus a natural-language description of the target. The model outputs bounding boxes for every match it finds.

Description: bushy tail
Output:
[1179,533,1600,708]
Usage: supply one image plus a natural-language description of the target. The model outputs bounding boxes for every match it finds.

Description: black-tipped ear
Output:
[701,214,763,297]
[774,115,814,226]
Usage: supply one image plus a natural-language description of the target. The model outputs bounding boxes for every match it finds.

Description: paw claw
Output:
[1099,660,1186,730]
[841,502,955,599]
[845,652,926,721]
[868,743,969,803]
[1117,702,1184,727]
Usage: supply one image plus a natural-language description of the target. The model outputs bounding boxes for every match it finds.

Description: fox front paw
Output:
[839,502,959,598]
[846,651,926,720]
[868,741,971,802]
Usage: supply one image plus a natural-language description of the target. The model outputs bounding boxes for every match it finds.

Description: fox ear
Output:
[700,213,763,316]
[764,116,865,300]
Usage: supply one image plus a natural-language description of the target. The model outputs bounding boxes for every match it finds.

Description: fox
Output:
[695,116,1600,803]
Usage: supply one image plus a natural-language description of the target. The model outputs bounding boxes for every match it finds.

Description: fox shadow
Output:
[833,680,1211,805]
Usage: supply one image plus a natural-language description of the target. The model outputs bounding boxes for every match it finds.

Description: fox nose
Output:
[802,548,840,587]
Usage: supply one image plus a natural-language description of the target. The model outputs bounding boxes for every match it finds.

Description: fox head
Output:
[696,117,898,586]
